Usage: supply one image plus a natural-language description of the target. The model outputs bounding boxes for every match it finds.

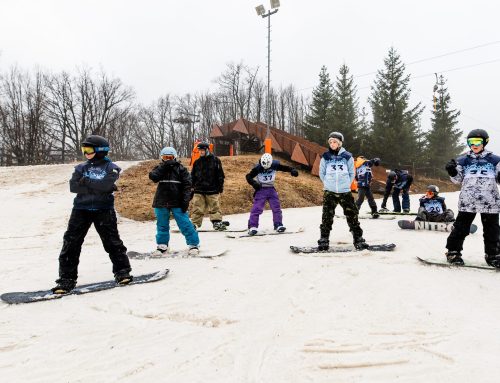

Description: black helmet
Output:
[467,129,489,146]
[427,184,439,196]
[388,170,397,181]
[82,135,110,152]
[197,141,210,150]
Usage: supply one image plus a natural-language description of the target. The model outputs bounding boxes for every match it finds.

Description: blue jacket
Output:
[356,161,373,188]
[319,148,355,193]
[246,160,293,189]
[70,158,121,210]
[419,196,447,215]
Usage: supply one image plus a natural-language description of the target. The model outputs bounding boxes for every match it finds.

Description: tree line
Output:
[0,47,463,175]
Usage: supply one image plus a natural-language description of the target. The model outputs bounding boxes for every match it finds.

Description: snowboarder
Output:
[355,156,381,218]
[380,169,413,213]
[317,132,369,251]
[415,185,454,222]
[190,141,227,230]
[444,129,500,267]
[149,147,200,256]
[51,135,132,294]
[246,153,299,235]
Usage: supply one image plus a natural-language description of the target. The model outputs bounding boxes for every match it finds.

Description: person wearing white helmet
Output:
[317,131,369,251]
[149,147,200,256]
[245,153,299,235]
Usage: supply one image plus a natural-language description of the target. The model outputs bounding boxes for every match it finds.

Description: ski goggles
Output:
[161,154,175,161]
[81,146,95,155]
[467,138,484,147]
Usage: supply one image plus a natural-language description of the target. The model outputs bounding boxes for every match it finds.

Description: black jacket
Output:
[70,158,120,210]
[149,160,192,209]
[191,154,225,195]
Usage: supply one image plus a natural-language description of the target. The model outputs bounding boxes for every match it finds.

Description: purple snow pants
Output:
[248,187,283,228]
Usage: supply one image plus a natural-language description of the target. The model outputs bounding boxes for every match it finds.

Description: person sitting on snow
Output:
[415,185,454,222]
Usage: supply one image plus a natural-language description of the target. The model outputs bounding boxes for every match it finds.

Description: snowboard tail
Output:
[416,256,497,271]
[290,243,396,254]
[1,269,170,304]
[127,249,227,259]
[398,220,478,234]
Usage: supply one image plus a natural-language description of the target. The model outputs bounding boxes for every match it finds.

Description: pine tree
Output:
[369,47,424,168]
[426,75,462,175]
[303,66,334,145]
[330,64,361,155]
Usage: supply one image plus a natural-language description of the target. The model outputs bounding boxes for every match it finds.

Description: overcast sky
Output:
[1,0,499,152]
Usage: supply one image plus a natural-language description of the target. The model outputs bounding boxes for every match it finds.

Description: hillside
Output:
[115,154,459,221]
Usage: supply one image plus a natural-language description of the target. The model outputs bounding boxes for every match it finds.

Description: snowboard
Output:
[127,249,227,259]
[398,220,478,234]
[226,227,305,239]
[335,214,395,220]
[290,243,396,254]
[416,256,497,271]
[378,211,418,216]
[1,269,170,304]
[172,228,246,233]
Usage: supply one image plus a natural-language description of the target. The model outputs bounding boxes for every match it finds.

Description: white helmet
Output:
[260,153,273,169]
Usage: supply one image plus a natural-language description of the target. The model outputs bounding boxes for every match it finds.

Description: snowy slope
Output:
[1,162,499,383]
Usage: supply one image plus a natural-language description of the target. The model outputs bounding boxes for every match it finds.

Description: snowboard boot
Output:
[354,237,370,250]
[188,245,200,256]
[403,209,410,213]
[379,207,389,213]
[274,223,286,233]
[446,250,464,265]
[51,278,77,294]
[248,227,258,236]
[317,237,330,251]
[114,270,133,285]
[371,209,380,219]
[485,254,500,268]
[212,221,227,231]
[151,244,169,257]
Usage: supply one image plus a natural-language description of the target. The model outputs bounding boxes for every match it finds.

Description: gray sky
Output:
[1,0,499,152]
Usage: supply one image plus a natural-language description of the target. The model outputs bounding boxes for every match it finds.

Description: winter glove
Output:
[78,176,90,186]
[497,173,500,184]
[445,159,458,177]
[190,189,194,200]
[252,182,261,192]
[181,202,189,213]
[290,168,299,177]
[219,186,224,194]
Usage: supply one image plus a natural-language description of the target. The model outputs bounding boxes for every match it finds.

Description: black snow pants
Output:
[356,186,378,213]
[446,211,500,255]
[58,209,131,280]
[320,191,363,241]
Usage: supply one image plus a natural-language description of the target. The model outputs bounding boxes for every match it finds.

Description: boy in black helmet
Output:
[190,141,227,230]
[415,185,454,222]
[51,135,132,294]
[444,129,500,267]
[380,169,413,213]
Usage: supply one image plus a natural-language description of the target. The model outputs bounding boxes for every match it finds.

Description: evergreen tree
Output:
[331,64,361,154]
[357,107,372,156]
[303,66,334,144]
[426,75,462,175]
[369,47,424,168]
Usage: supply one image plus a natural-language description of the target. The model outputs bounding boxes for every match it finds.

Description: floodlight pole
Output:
[261,8,278,140]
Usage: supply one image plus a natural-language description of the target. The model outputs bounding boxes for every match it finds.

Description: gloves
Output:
[78,176,90,186]
[252,182,261,192]
[372,158,381,166]
[219,187,224,194]
[497,173,500,183]
[290,168,299,177]
[445,159,458,177]
[181,202,189,213]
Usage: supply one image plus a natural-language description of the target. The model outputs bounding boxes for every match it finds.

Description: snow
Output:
[1,162,499,382]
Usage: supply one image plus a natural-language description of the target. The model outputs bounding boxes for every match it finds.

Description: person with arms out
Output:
[51,135,132,294]
[190,141,226,230]
[355,156,381,218]
[380,169,413,213]
[246,153,299,235]
[149,147,200,256]
[317,132,369,251]
[444,129,500,267]
[415,185,454,222]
